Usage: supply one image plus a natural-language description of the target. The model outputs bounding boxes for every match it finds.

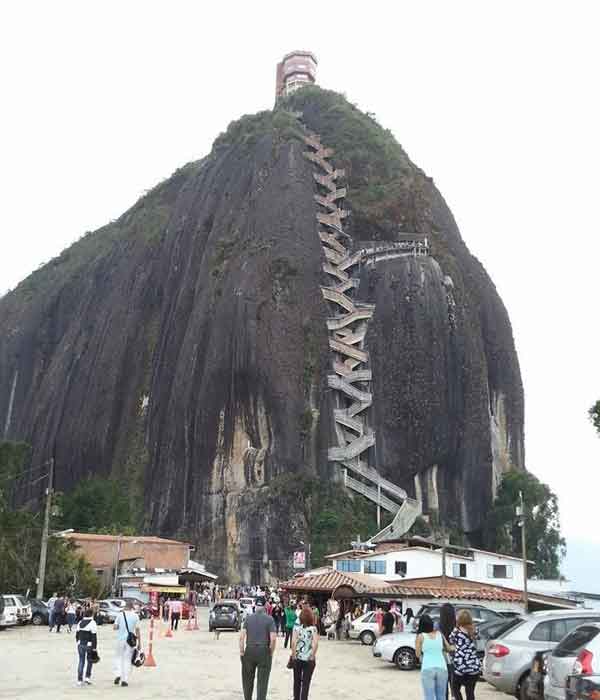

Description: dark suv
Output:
[209,602,241,632]
[412,603,505,632]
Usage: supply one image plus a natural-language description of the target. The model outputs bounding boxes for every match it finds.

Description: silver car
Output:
[545,623,600,700]
[373,630,419,670]
[483,611,600,700]
[566,622,600,700]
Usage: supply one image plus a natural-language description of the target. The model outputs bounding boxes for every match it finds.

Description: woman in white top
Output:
[291,606,319,700]
[66,600,76,632]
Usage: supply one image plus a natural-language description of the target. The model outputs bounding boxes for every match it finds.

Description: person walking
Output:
[449,610,481,700]
[290,606,319,700]
[439,603,457,700]
[416,614,455,700]
[47,592,57,632]
[284,601,296,649]
[239,596,276,700]
[381,605,396,636]
[170,598,182,631]
[75,607,98,687]
[53,595,65,633]
[113,600,141,688]
[66,599,77,632]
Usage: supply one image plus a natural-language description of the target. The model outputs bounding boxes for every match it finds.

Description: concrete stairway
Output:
[300,128,422,534]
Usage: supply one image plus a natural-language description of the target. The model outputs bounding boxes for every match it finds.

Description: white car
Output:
[0,595,19,629]
[349,612,380,645]
[373,630,420,670]
[14,595,33,624]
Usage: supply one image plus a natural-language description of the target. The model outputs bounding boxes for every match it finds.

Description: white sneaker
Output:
[84,679,93,685]
[76,681,83,687]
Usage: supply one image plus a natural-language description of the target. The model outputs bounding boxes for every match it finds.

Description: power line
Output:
[0,459,52,485]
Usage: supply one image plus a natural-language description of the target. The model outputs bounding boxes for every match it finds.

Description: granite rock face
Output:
[0,89,523,579]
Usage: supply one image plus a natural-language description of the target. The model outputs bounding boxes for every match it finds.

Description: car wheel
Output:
[32,614,44,626]
[360,630,376,646]
[517,673,530,700]
[394,647,417,671]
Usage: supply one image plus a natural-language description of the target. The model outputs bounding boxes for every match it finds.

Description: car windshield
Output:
[553,626,600,657]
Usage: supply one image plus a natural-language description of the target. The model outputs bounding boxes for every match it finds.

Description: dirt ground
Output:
[0,608,506,699]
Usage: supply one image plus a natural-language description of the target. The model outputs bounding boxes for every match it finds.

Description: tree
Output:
[0,441,102,597]
[55,476,134,534]
[483,471,565,579]
[589,400,600,436]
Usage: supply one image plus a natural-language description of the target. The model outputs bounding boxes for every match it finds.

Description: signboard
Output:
[293,550,306,569]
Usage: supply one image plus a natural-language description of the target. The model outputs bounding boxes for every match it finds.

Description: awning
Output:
[141,585,186,594]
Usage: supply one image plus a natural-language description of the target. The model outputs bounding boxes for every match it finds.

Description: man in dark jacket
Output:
[53,595,65,633]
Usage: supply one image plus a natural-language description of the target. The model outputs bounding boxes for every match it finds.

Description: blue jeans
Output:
[421,667,448,700]
[77,644,93,682]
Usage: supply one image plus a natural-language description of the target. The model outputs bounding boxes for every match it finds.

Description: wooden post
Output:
[36,458,54,599]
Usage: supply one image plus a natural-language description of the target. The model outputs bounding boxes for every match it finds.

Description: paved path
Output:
[0,609,505,699]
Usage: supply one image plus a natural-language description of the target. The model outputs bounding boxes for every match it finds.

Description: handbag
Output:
[122,611,137,648]
[286,655,295,670]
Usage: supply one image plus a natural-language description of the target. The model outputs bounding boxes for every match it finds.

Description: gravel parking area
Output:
[0,609,507,699]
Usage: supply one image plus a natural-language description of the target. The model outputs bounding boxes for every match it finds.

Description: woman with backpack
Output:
[290,606,319,700]
[75,607,98,687]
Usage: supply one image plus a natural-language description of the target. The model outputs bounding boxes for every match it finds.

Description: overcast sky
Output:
[1,2,598,585]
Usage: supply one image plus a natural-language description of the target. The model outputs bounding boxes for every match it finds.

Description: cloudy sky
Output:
[1,2,598,587]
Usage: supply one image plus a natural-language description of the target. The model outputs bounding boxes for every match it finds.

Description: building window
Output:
[395,561,407,576]
[364,560,386,575]
[452,563,467,578]
[487,564,513,579]
[337,559,361,573]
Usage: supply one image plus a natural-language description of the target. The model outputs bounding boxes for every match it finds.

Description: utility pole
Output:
[36,457,54,599]
[518,490,529,613]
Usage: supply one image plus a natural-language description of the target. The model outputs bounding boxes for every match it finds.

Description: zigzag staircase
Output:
[301,128,422,540]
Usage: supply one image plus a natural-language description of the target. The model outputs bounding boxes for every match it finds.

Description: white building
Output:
[326,538,528,591]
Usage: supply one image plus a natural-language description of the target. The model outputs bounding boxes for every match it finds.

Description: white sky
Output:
[1,2,598,578]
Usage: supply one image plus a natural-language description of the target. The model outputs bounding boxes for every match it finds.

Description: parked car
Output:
[0,596,19,629]
[483,610,600,700]
[349,611,380,646]
[96,600,123,624]
[2,595,32,625]
[209,601,241,632]
[545,624,600,700]
[566,624,600,700]
[412,603,506,633]
[373,630,420,670]
[526,648,553,700]
[28,598,49,626]
[478,617,525,656]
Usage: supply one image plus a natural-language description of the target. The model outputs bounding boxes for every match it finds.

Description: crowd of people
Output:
[47,581,480,698]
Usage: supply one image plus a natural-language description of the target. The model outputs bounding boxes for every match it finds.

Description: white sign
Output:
[293,550,306,569]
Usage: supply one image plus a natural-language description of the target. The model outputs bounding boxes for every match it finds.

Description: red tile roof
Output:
[280,572,575,607]
[64,533,191,546]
